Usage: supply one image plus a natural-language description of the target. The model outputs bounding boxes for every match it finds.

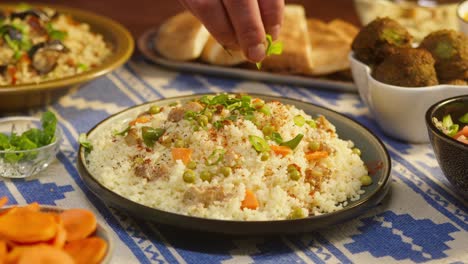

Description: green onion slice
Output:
[280,134,304,150]
[249,135,270,152]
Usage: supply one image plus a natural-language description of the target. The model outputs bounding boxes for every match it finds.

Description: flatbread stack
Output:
[154,5,358,76]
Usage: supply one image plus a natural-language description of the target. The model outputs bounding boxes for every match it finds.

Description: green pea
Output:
[187,161,197,169]
[308,141,321,152]
[352,148,361,156]
[288,207,306,219]
[200,171,213,182]
[205,110,213,121]
[261,152,270,161]
[220,167,232,177]
[289,170,301,181]
[359,175,372,186]
[262,125,274,136]
[287,164,297,172]
[174,139,185,148]
[148,105,161,114]
[183,170,195,183]
[197,115,209,127]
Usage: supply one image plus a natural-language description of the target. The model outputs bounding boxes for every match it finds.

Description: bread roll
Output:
[155,11,210,61]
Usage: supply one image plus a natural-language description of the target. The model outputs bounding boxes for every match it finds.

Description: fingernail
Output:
[247,43,266,62]
[268,25,281,40]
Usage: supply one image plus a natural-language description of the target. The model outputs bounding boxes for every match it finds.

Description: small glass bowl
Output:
[0,117,61,178]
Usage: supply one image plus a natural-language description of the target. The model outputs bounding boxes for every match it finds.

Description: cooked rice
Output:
[85,95,368,221]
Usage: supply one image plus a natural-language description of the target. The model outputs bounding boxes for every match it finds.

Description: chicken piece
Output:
[182,186,226,207]
[124,128,140,146]
[168,101,204,122]
[134,162,169,181]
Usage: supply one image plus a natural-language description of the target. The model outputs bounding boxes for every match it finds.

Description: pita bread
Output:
[201,36,246,66]
[155,11,210,61]
[307,19,358,75]
[261,5,314,74]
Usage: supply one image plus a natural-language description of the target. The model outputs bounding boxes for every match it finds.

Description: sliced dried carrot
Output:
[21,202,40,212]
[0,240,6,263]
[0,197,7,208]
[241,189,259,210]
[60,209,97,242]
[0,210,57,243]
[47,214,67,249]
[171,148,193,165]
[6,245,74,264]
[64,237,108,264]
[270,145,292,157]
[305,151,329,161]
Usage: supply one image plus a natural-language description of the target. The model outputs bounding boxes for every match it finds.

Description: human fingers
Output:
[179,0,239,49]
[222,0,266,62]
[258,0,284,40]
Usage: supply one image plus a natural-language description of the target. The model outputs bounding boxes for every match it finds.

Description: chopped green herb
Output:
[306,119,317,128]
[79,133,93,153]
[293,115,305,127]
[113,126,130,136]
[256,34,283,69]
[280,134,304,150]
[271,132,283,144]
[206,149,226,166]
[46,23,67,41]
[249,135,270,153]
[77,63,89,71]
[459,113,468,124]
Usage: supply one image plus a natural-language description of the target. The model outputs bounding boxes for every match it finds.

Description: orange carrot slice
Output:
[129,115,152,126]
[0,197,7,208]
[6,245,74,264]
[0,210,57,243]
[64,237,108,264]
[171,148,193,165]
[60,209,97,242]
[270,145,292,157]
[305,151,329,161]
[0,240,6,263]
[241,189,259,210]
[454,125,468,139]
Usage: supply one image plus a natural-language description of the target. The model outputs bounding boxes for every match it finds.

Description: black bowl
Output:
[425,95,468,199]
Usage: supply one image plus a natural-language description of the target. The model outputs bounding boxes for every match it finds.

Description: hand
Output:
[178,0,284,62]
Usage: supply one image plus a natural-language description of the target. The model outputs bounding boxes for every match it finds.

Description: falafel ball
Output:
[352,17,413,64]
[419,30,468,82]
[373,48,438,87]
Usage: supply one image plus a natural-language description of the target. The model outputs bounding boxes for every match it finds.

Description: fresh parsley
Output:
[256,34,283,69]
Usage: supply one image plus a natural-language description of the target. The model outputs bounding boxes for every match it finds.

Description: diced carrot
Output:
[60,209,97,242]
[0,197,7,208]
[129,115,152,126]
[270,145,292,157]
[171,148,193,165]
[305,151,329,161]
[64,237,108,264]
[6,245,74,264]
[453,125,468,139]
[241,189,259,210]
[0,210,57,243]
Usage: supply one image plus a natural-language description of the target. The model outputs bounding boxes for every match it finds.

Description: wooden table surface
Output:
[10,0,361,38]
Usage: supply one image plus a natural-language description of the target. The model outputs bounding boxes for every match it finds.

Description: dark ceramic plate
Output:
[138,28,357,93]
[78,94,391,235]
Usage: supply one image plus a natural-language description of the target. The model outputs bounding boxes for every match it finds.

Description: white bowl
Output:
[349,52,468,143]
[457,0,468,35]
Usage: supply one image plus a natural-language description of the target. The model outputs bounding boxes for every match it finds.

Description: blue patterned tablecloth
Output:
[1,57,467,264]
